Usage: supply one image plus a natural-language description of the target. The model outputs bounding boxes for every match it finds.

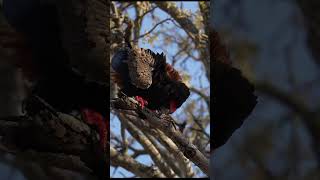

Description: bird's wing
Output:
[55,0,108,83]
[126,46,155,89]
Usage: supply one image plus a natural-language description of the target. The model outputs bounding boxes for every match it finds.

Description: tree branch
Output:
[255,81,320,168]
[118,112,177,178]
[111,95,209,176]
[0,105,107,179]
[190,87,210,110]
[110,146,165,178]
[132,18,173,42]
[116,109,195,177]
[154,2,210,80]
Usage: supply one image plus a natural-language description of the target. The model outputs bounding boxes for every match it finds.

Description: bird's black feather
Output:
[213,60,257,149]
[112,47,190,113]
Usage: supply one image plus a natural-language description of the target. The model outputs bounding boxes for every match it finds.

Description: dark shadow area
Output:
[0,1,108,179]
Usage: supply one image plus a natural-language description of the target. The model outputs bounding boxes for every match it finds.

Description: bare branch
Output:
[117,109,195,177]
[154,130,195,178]
[189,112,210,139]
[190,87,210,110]
[255,81,320,167]
[0,108,107,178]
[154,2,210,80]
[132,18,173,41]
[110,146,165,178]
[199,1,210,36]
[111,95,209,175]
[118,112,177,178]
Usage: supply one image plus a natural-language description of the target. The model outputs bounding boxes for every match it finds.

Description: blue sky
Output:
[110,1,209,178]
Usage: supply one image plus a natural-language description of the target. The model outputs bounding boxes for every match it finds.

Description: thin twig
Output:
[110,146,165,178]
[132,18,173,41]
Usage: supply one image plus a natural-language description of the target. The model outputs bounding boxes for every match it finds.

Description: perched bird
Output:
[111,44,190,115]
[2,0,108,151]
[212,29,257,150]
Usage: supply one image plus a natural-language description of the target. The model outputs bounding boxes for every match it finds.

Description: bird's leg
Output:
[81,108,107,150]
[135,96,148,109]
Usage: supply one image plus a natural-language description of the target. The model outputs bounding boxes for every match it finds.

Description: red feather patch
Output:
[165,64,182,82]
[81,108,107,149]
[170,101,177,113]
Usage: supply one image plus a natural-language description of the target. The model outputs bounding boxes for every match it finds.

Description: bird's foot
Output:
[81,108,107,150]
[135,96,148,109]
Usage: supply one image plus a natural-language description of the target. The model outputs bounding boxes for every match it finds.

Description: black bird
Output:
[111,45,190,114]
